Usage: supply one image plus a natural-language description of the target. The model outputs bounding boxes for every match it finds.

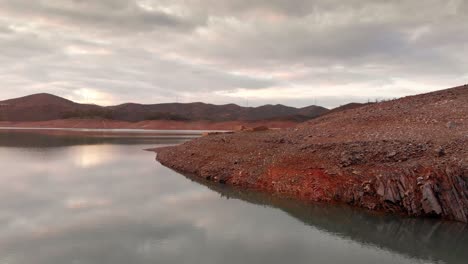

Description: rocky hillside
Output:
[156,85,468,222]
[0,93,328,122]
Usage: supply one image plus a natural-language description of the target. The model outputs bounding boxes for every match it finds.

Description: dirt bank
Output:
[156,85,468,222]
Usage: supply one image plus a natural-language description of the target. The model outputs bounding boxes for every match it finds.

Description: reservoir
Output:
[0,130,466,264]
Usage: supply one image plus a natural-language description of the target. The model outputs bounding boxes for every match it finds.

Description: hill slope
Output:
[0,93,100,122]
[156,85,468,222]
[0,94,328,122]
[320,102,372,116]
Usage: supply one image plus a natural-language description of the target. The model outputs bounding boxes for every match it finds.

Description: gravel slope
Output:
[156,85,468,222]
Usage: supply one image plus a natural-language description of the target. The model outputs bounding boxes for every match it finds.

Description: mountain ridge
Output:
[0,93,331,122]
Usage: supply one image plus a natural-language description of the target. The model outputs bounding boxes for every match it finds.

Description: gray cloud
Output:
[0,0,200,32]
[0,25,12,34]
[0,0,467,107]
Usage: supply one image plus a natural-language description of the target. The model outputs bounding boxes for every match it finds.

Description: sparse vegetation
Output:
[61,109,116,120]
[144,112,189,121]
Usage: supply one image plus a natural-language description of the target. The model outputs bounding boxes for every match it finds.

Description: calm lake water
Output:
[0,130,467,264]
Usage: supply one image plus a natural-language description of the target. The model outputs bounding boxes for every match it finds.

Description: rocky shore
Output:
[156,85,468,223]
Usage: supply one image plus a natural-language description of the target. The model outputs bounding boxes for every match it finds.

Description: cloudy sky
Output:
[0,0,467,108]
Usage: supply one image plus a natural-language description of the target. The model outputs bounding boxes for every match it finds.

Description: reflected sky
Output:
[0,131,466,264]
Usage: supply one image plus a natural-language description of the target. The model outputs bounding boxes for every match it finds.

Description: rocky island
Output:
[156,85,468,223]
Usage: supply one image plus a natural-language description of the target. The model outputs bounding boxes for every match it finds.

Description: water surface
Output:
[0,130,466,264]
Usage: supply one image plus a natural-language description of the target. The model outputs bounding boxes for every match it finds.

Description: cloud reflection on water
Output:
[71,145,114,169]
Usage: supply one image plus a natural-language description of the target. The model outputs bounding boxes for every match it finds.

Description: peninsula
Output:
[156,85,468,223]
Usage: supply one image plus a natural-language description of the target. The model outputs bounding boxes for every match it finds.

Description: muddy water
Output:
[0,130,466,264]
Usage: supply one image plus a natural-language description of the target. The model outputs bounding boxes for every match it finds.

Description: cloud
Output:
[0,0,467,107]
[0,0,200,33]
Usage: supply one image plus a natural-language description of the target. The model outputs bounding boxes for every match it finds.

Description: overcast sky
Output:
[0,0,467,108]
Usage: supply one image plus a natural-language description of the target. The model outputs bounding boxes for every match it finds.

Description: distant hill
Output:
[0,93,101,122]
[0,93,330,122]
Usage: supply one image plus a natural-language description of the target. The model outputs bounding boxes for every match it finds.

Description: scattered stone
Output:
[416,177,425,186]
[340,151,363,167]
[446,121,456,129]
[435,146,445,157]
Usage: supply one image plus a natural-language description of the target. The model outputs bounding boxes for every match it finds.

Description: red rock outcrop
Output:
[156,85,468,222]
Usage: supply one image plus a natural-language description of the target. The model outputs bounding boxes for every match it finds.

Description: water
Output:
[0,130,466,264]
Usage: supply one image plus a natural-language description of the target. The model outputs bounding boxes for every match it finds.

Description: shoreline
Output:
[155,130,468,223]
[0,119,299,131]
[0,126,211,139]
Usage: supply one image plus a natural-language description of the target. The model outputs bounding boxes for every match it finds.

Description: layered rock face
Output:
[156,85,468,222]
